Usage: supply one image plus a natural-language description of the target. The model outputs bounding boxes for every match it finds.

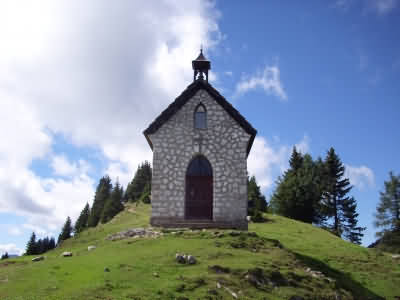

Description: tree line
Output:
[23,161,152,255]
[269,146,365,244]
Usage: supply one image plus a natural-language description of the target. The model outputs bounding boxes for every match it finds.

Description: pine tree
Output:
[57,216,72,245]
[1,252,9,260]
[101,181,124,223]
[88,176,112,227]
[25,232,37,255]
[289,146,303,172]
[49,237,56,250]
[270,149,323,223]
[125,161,152,202]
[247,176,267,215]
[74,203,90,234]
[374,171,400,237]
[322,147,353,236]
[342,196,365,244]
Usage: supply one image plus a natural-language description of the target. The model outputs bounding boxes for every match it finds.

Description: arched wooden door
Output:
[185,156,213,220]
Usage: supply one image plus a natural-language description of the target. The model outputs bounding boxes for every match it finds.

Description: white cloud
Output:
[235,65,287,100]
[224,71,233,76]
[247,135,310,192]
[366,0,397,14]
[345,164,375,190]
[295,135,310,154]
[0,1,221,236]
[0,243,23,256]
[8,227,22,236]
[51,155,91,178]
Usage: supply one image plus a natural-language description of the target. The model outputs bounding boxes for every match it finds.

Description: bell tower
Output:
[192,48,211,82]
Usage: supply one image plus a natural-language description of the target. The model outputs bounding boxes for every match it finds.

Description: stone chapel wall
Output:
[148,89,251,228]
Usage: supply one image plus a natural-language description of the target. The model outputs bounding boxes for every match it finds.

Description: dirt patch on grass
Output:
[0,261,27,268]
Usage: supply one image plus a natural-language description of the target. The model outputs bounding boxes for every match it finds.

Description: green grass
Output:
[0,203,399,299]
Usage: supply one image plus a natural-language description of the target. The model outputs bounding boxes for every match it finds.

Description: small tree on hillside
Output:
[74,203,90,234]
[270,148,324,224]
[125,161,152,202]
[247,176,267,215]
[374,171,400,237]
[101,181,124,223]
[88,175,112,227]
[25,232,38,255]
[1,252,9,260]
[57,216,72,245]
[322,147,364,241]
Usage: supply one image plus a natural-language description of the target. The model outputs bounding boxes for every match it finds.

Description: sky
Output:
[0,0,399,255]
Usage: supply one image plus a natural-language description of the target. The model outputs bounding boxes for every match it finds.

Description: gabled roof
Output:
[143,79,257,156]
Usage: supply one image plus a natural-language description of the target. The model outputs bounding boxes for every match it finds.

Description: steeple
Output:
[192,47,211,82]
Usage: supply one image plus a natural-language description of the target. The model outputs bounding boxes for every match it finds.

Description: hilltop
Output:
[0,203,398,300]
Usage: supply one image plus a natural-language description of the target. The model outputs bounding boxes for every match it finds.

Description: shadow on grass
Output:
[293,251,385,300]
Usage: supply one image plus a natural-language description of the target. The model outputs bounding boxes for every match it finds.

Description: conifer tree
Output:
[49,237,56,250]
[88,176,112,227]
[270,148,323,223]
[101,181,124,223]
[25,232,37,255]
[247,176,267,214]
[374,171,400,237]
[342,196,365,244]
[322,147,362,238]
[57,216,72,245]
[125,161,152,202]
[74,203,90,234]
[1,252,9,260]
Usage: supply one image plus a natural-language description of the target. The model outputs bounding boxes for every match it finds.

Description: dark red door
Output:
[185,156,213,220]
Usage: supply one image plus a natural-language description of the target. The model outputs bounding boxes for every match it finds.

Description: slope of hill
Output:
[0,203,398,300]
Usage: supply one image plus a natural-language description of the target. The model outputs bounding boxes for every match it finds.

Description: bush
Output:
[251,210,265,223]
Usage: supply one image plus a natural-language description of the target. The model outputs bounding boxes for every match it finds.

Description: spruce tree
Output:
[247,176,267,214]
[49,237,56,250]
[322,147,354,236]
[74,203,90,234]
[374,171,400,236]
[125,161,152,202]
[270,148,323,223]
[1,252,9,260]
[101,181,124,223]
[88,176,112,227]
[342,196,365,244]
[25,232,37,255]
[57,216,72,245]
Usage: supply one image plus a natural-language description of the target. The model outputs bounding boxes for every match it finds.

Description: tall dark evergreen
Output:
[88,175,112,227]
[101,181,124,223]
[57,216,72,245]
[25,232,37,255]
[322,147,364,241]
[342,196,365,244]
[74,203,90,234]
[125,161,152,202]
[1,252,9,260]
[270,148,323,223]
[247,176,267,214]
[374,171,400,237]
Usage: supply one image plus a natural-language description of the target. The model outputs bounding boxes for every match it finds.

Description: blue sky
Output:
[0,0,399,254]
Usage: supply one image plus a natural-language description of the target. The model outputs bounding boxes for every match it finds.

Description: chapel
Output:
[143,50,257,230]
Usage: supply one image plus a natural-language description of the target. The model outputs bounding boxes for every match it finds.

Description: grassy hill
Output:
[0,203,399,300]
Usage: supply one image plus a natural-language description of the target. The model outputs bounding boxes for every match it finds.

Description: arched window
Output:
[194,104,207,129]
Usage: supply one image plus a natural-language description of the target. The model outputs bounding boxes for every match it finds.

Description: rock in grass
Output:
[175,253,186,264]
[153,272,159,277]
[187,255,197,264]
[88,245,96,251]
[61,252,72,257]
[32,256,44,262]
